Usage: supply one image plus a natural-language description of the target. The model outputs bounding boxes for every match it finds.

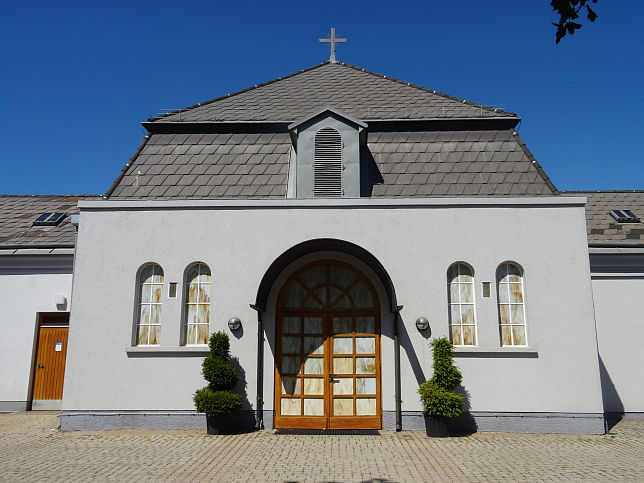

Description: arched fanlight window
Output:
[184,263,211,345]
[447,263,477,346]
[136,263,163,346]
[497,262,527,346]
[313,127,342,197]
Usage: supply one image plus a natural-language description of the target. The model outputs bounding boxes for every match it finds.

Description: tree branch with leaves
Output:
[551,0,598,43]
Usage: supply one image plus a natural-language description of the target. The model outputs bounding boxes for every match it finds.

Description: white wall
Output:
[63,197,604,417]
[592,274,644,415]
[0,259,72,408]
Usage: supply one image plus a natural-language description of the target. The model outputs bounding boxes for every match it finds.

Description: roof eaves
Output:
[146,61,332,123]
[144,116,520,127]
[337,62,519,118]
[0,244,76,251]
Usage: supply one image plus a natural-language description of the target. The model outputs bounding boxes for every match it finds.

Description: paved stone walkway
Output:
[1,412,643,482]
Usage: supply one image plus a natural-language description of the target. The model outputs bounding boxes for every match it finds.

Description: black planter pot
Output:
[424,415,449,437]
[206,415,232,435]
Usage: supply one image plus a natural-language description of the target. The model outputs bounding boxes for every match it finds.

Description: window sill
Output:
[125,346,210,358]
[453,346,538,358]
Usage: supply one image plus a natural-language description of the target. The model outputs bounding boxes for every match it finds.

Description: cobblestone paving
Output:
[1,412,643,482]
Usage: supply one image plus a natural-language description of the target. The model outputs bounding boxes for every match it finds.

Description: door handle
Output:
[329,373,338,383]
[37,362,44,370]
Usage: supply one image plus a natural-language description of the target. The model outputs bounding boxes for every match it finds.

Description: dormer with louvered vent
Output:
[288,108,367,198]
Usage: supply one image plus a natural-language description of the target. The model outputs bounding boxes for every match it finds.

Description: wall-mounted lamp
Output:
[54,295,67,310]
[227,317,242,332]
[415,317,429,332]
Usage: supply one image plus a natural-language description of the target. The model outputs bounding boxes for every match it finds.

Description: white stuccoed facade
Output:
[592,274,644,417]
[60,195,606,433]
[0,257,73,410]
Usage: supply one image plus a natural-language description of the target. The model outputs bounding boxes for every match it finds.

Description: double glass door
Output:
[274,262,381,430]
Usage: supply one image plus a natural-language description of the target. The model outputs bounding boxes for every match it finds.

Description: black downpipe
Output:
[250,304,264,430]
[393,305,403,432]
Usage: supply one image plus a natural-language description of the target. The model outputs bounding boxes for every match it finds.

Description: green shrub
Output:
[428,338,462,391]
[208,331,231,360]
[418,337,464,419]
[194,331,242,418]
[418,382,463,418]
[194,387,243,416]
[202,357,239,391]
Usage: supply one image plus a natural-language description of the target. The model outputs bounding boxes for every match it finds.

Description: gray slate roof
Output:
[0,196,85,248]
[108,129,556,200]
[150,62,516,123]
[565,191,644,246]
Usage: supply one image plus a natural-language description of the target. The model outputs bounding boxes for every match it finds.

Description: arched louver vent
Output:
[314,127,342,197]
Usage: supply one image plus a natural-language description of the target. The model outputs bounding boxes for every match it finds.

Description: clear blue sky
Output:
[1,1,642,195]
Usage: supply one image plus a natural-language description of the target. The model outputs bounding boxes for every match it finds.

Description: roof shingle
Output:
[0,196,88,248]
[564,191,644,246]
[150,62,516,123]
[108,129,556,200]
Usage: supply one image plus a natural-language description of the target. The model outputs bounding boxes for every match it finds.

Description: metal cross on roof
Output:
[319,27,346,63]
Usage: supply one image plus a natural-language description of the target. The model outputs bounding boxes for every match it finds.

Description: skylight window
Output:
[33,212,66,226]
[609,210,640,224]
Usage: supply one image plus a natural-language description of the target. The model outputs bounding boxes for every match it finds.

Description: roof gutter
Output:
[103,134,151,199]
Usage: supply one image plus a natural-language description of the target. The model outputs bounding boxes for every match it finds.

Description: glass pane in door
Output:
[278,315,325,420]
[330,316,378,420]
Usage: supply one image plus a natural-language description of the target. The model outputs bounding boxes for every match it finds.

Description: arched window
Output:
[447,263,477,346]
[313,127,342,197]
[184,263,211,345]
[497,262,527,346]
[136,263,163,346]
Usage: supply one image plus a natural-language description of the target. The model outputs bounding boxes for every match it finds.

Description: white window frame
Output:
[447,262,478,346]
[184,262,211,346]
[136,263,163,346]
[497,262,528,346]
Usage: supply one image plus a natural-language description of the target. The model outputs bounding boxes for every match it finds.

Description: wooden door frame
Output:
[26,312,69,410]
[273,260,382,430]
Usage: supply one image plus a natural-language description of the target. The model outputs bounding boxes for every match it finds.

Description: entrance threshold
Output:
[32,400,62,410]
[274,428,380,436]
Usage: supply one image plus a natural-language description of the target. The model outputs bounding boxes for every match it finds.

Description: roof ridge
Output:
[336,62,518,118]
[147,61,332,122]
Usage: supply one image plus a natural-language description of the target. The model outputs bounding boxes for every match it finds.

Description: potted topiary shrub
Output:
[418,337,463,437]
[194,331,243,435]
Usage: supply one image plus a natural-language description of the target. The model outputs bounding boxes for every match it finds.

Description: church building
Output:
[3,37,642,434]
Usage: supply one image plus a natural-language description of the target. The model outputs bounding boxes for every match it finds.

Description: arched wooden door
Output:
[274,260,381,429]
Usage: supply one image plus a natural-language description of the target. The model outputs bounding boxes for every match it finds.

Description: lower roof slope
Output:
[0,195,87,248]
[565,191,644,246]
[107,129,556,200]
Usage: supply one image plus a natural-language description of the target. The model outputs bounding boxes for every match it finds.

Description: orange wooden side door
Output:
[32,327,69,400]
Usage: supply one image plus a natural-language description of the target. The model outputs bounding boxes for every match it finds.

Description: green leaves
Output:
[418,382,464,419]
[418,337,464,418]
[202,356,239,391]
[209,331,231,360]
[429,337,462,391]
[551,0,599,44]
[194,388,243,416]
[196,331,242,417]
